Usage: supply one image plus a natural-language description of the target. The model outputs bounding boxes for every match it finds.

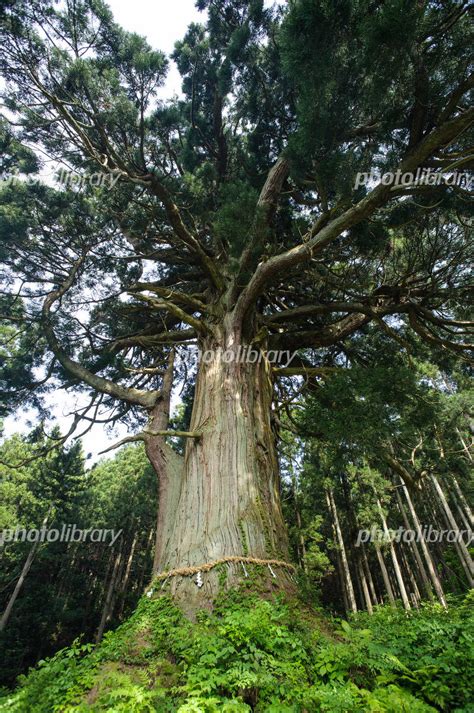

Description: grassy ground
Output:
[0,583,472,712]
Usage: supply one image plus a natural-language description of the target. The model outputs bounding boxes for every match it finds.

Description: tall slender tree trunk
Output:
[147,329,292,613]
[96,543,123,643]
[361,544,378,606]
[0,510,50,632]
[399,545,420,607]
[451,474,474,529]
[332,527,350,613]
[117,533,138,618]
[456,427,473,463]
[377,500,411,610]
[135,530,155,597]
[401,480,447,607]
[326,489,357,613]
[292,475,307,569]
[395,488,433,600]
[357,556,373,613]
[422,492,452,582]
[430,475,474,587]
[1,542,40,633]
[454,497,471,532]
[375,544,396,606]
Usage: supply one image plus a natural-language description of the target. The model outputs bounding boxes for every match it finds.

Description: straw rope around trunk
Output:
[153,556,296,581]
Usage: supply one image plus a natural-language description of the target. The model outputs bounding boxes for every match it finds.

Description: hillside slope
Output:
[1,586,473,712]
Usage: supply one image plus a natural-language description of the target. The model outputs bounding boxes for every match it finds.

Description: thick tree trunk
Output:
[147,331,292,613]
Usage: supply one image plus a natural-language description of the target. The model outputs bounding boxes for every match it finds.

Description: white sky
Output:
[107,0,205,96]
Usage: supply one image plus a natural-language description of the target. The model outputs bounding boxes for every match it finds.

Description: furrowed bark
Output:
[149,325,293,613]
[143,355,185,574]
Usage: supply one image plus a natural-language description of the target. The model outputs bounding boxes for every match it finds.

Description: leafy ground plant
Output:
[0,589,472,712]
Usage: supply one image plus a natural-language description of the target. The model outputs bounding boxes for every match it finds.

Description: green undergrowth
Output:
[0,590,472,712]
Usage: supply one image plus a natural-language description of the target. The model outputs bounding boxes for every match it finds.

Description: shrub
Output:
[0,591,472,712]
